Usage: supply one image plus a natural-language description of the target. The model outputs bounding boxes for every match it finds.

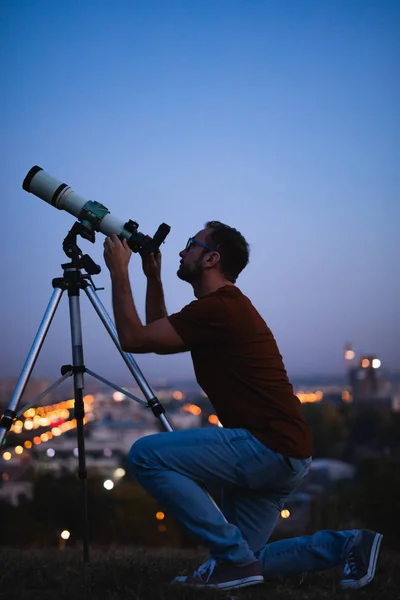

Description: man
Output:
[103,221,382,591]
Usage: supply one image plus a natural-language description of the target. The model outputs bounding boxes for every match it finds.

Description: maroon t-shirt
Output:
[168,285,313,459]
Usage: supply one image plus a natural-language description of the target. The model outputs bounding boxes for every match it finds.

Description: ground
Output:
[0,546,399,600]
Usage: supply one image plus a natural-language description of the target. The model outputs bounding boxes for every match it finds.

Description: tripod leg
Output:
[68,293,90,563]
[0,288,64,445]
[84,284,173,432]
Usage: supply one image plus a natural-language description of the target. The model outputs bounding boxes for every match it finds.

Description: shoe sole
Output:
[172,575,264,590]
[340,532,383,590]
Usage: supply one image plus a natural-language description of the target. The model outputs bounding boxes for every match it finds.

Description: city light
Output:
[208,414,221,426]
[173,391,184,400]
[342,390,352,402]
[281,509,290,519]
[46,448,55,457]
[8,406,91,459]
[114,468,126,479]
[2,452,11,461]
[182,404,201,415]
[296,392,323,403]
[361,359,370,368]
[372,359,381,369]
[345,349,355,360]
[155,512,165,520]
[113,391,125,401]
[103,480,114,490]
[60,530,70,540]
[11,398,93,449]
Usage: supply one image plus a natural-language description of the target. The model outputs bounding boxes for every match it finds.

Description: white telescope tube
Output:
[22,166,170,253]
[22,166,127,236]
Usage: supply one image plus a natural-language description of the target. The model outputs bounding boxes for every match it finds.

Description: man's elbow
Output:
[120,339,131,353]
[119,335,147,354]
[120,342,150,354]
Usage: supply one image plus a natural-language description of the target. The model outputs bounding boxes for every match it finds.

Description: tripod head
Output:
[63,222,102,277]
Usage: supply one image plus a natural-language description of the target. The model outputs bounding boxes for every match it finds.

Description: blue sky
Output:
[1,0,399,386]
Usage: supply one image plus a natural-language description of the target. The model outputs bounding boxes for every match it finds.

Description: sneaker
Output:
[172,557,264,590]
[340,530,383,590]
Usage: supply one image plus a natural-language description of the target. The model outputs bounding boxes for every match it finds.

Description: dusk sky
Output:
[1,1,399,388]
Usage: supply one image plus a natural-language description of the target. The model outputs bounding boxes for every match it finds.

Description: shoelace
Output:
[343,551,357,577]
[193,558,217,582]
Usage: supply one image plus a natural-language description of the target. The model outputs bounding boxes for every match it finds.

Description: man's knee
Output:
[128,434,158,473]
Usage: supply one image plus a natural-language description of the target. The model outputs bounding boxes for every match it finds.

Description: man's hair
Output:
[205,221,250,283]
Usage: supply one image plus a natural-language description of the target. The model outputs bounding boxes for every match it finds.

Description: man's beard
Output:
[177,258,203,284]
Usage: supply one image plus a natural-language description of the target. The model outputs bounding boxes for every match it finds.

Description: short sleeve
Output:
[167,295,230,347]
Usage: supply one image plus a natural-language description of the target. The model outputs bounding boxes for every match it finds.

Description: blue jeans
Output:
[128,427,357,571]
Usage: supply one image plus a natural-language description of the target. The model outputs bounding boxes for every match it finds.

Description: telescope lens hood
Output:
[23,165,43,192]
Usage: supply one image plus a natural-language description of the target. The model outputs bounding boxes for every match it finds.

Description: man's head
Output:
[177,221,250,285]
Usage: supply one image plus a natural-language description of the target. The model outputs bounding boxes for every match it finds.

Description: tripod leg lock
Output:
[61,364,85,375]
[147,398,165,418]
[0,409,17,432]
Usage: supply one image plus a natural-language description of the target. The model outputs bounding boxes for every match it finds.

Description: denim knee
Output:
[128,437,146,475]
[128,435,156,475]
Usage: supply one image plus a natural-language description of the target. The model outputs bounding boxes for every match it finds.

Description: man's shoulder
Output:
[215,285,254,309]
[169,286,250,324]
[178,293,226,317]
[180,285,241,308]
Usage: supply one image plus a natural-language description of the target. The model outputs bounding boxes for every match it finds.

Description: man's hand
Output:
[103,234,132,276]
[141,252,162,280]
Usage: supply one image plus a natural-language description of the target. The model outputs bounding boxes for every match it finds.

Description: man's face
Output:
[177,228,212,283]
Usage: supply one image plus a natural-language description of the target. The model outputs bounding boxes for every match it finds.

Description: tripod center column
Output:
[66,268,85,391]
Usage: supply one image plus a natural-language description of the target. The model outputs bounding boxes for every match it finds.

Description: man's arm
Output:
[146,277,167,323]
[143,252,168,323]
[110,271,187,354]
[103,237,187,355]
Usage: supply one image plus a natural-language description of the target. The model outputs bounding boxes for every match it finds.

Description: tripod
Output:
[0,223,173,562]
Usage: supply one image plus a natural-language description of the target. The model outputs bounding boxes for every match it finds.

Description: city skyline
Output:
[1,1,399,382]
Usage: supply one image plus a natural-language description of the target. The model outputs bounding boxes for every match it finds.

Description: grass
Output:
[0,546,399,600]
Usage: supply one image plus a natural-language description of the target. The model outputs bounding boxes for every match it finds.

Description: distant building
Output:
[344,344,356,371]
[348,355,392,405]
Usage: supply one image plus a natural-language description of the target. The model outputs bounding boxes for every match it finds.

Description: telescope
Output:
[0,167,175,563]
[22,166,170,255]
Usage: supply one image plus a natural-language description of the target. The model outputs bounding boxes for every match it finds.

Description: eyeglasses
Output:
[185,237,217,253]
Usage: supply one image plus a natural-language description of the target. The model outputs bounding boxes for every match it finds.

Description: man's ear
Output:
[205,252,220,267]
